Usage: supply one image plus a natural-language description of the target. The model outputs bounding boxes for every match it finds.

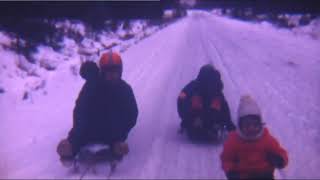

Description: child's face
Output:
[239,115,263,138]
[102,67,121,81]
[104,71,120,81]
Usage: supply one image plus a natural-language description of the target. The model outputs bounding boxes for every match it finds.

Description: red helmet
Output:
[99,51,123,75]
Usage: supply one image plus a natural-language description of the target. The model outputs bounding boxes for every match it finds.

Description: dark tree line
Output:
[0,1,318,61]
[0,1,164,61]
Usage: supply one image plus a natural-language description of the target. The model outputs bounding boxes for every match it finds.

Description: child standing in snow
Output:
[220,95,288,179]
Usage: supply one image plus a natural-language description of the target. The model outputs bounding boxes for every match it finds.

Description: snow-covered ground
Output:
[1,10,320,179]
[292,17,320,40]
[211,9,320,41]
[0,19,164,105]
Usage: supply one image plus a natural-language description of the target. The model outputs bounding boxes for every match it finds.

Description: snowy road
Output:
[2,11,320,179]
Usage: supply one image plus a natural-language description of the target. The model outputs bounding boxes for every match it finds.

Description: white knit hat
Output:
[237,95,264,140]
[237,95,261,118]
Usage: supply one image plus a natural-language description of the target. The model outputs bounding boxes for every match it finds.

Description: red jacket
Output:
[220,128,288,179]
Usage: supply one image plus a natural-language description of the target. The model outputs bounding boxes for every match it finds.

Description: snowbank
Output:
[210,9,320,41]
[0,32,13,48]
[292,18,320,40]
[0,19,166,103]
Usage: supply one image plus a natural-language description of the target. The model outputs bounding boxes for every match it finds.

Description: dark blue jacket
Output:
[177,64,235,132]
[68,61,138,154]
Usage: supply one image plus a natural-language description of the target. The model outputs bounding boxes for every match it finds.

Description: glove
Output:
[57,139,74,159]
[226,171,240,180]
[112,142,129,157]
[266,153,285,169]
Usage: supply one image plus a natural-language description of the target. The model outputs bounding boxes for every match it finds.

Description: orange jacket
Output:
[220,128,288,179]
